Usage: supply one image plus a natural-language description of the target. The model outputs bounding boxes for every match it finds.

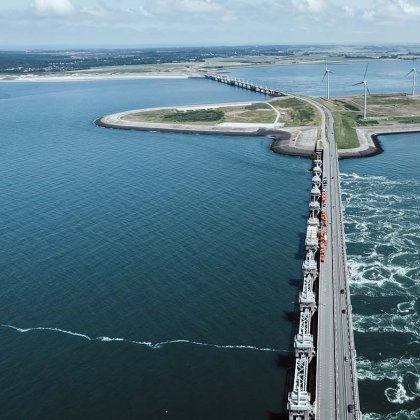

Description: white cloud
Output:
[362,9,375,20]
[292,0,325,13]
[33,0,76,16]
[152,0,223,14]
[395,0,420,16]
[138,6,154,17]
[177,0,222,13]
[342,5,354,17]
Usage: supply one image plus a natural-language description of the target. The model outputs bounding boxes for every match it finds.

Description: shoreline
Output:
[342,124,420,160]
[95,101,320,159]
[95,116,316,159]
[96,107,420,160]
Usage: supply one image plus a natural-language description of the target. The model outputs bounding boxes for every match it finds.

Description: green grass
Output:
[123,103,277,125]
[271,97,320,126]
[366,95,413,106]
[356,115,379,126]
[333,112,360,149]
[333,100,360,111]
[394,116,420,124]
[245,103,270,111]
[163,109,224,123]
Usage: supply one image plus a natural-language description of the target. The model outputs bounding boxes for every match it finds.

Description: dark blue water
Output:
[0,79,311,419]
[341,133,420,420]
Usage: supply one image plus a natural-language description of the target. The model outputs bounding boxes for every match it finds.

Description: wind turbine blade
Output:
[363,63,369,79]
[329,70,334,74]
[322,71,327,81]
[406,70,415,77]
[352,82,364,86]
[367,86,371,95]
[417,70,420,75]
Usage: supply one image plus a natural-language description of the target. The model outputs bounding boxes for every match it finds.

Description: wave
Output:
[362,408,420,420]
[340,172,420,187]
[357,357,420,382]
[357,357,420,407]
[1,324,284,353]
[353,313,419,339]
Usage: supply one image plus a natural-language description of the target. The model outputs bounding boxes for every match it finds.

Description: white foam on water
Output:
[353,313,420,338]
[357,357,420,382]
[397,301,416,314]
[362,408,420,420]
[341,167,420,413]
[1,324,284,353]
[340,172,420,187]
[385,382,416,404]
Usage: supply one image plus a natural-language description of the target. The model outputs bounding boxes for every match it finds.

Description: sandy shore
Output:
[0,73,192,83]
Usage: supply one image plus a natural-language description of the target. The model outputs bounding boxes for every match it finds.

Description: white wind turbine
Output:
[322,62,333,100]
[353,63,370,120]
[406,59,420,97]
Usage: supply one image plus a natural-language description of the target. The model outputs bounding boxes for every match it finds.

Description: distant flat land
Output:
[1,45,419,79]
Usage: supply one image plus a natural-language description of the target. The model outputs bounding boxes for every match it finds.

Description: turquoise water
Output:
[341,133,420,419]
[0,79,311,419]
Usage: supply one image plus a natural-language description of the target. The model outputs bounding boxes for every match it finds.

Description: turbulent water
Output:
[340,133,420,419]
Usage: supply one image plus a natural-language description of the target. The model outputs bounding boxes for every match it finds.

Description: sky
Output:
[1,0,420,48]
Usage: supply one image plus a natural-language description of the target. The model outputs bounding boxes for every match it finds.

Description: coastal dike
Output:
[96,103,420,160]
[95,116,315,158]
[95,109,320,159]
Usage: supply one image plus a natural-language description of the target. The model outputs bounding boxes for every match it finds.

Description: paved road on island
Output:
[302,97,361,420]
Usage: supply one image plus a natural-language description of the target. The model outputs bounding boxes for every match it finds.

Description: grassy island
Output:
[121,96,321,128]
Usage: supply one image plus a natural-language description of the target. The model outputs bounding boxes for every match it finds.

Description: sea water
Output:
[1,59,419,419]
[0,78,310,419]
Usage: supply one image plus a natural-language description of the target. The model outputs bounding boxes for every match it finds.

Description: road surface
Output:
[301,97,361,419]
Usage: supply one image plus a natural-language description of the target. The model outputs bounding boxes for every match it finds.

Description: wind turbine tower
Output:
[407,59,420,96]
[323,63,333,100]
[353,64,370,120]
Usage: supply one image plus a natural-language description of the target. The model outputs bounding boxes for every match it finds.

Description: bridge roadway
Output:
[315,102,361,419]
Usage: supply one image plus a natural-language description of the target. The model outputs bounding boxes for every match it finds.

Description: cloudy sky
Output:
[1,0,420,48]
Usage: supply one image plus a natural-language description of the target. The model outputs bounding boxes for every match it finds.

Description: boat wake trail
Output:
[1,324,284,353]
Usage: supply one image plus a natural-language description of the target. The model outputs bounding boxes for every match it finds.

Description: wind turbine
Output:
[322,62,333,100]
[353,63,370,120]
[406,59,420,96]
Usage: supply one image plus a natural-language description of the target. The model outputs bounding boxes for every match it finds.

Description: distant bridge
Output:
[204,73,285,97]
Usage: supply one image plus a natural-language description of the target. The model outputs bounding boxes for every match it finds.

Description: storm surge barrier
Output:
[204,73,285,97]
[287,148,323,419]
